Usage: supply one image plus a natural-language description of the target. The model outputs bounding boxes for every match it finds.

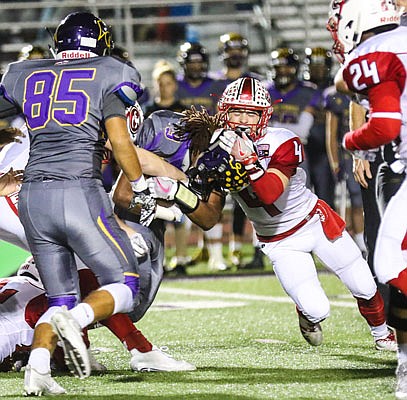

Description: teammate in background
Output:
[325,88,367,255]
[176,41,228,272]
[146,76,396,353]
[0,12,156,395]
[327,1,407,397]
[302,47,336,209]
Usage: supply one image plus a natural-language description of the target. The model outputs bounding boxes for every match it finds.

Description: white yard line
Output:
[159,287,356,308]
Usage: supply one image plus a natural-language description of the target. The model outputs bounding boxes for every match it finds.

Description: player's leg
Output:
[262,229,329,346]
[314,225,395,350]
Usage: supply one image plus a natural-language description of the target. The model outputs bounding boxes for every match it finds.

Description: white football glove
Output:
[130,232,149,258]
[231,133,258,165]
[146,176,179,201]
[155,204,184,222]
[211,128,238,154]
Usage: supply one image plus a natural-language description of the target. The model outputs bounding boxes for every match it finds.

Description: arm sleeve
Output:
[343,81,401,150]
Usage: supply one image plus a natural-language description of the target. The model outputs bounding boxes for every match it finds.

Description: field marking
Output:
[157,287,356,309]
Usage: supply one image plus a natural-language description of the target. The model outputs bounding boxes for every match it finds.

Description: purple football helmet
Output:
[54,12,113,57]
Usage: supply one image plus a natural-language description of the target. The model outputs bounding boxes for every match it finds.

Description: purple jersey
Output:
[1,56,141,181]
[136,110,191,171]
[176,77,227,115]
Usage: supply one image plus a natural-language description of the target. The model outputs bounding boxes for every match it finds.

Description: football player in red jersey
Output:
[146,77,396,352]
[327,0,407,397]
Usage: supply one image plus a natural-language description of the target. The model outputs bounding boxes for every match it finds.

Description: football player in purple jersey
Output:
[0,12,156,395]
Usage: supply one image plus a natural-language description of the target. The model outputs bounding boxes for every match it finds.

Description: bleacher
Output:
[0,0,333,87]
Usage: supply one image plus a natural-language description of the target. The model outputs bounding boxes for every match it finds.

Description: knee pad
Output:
[99,282,133,314]
[388,286,407,331]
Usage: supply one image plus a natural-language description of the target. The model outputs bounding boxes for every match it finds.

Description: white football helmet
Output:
[327,0,400,63]
[217,77,273,141]
[17,256,44,288]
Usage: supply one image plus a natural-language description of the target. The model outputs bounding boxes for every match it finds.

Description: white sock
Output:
[207,242,224,262]
[398,343,407,365]
[70,303,95,329]
[370,323,389,339]
[28,348,51,374]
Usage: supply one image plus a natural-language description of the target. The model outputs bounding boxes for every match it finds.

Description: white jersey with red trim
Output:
[343,26,407,164]
[0,121,29,250]
[231,127,317,237]
[0,276,46,361]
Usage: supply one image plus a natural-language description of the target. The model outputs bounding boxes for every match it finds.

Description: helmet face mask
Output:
[217,77,273,141]
[54,12,113,59]
[218,33,249,69]
[303,47,333,85]
[177,42,209,81]
[327,0,400,63]
[268,48,299,90]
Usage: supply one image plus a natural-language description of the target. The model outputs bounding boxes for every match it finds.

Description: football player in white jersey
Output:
[327,0,407,397]
[147,77,396,351]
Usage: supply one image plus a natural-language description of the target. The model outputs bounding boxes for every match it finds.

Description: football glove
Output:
[128,190,157,227]
[147,177,199,214]
[130,232,149,258]
[211,128,238,154]
[231,133,258,165]
[146,176,179,201]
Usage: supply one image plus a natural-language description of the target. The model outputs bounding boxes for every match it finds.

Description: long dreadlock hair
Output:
[173,106,225,161]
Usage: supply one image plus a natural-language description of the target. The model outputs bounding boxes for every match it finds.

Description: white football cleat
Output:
[130,346,196,372]
[298,311,323,346]
[375,330,397,352]
[396,362,407,399]
[51,306,90,379]
[23,365,66,396]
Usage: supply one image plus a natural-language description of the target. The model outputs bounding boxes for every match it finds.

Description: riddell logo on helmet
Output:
[60,51,92,59]
[380,15,399,23]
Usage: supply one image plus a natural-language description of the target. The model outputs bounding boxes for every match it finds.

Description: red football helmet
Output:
[217,77,273,141]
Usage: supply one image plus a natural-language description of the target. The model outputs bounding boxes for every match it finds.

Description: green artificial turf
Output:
[0,274,397,399]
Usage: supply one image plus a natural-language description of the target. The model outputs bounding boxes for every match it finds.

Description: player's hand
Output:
[130,232,149,257]
[0,168,24,196]
[0,127,25,147]
[353,157,372,189]
[146,176,179,201]
[211,128,238,154]
[129,190,156,227]
[231,133,258,165]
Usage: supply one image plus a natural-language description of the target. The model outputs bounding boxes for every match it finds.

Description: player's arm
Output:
[146,175,225,230]
[231,134,298,205]
[343,82,401,150]
[342,54,402,150]
[105,116,144,182]
[326,110,340,175]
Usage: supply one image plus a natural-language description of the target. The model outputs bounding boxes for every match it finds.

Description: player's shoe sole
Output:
[51,307,91,379]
